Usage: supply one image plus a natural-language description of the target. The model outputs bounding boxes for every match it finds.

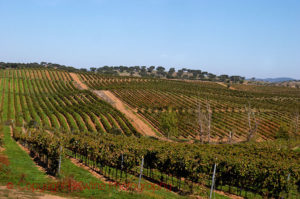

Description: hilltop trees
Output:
[148,66,155,73]
[167,67,175,78]
[0,62,246,83]
[90,67,96,72]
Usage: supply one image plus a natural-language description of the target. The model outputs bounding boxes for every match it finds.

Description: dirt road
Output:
[0,186,68,199]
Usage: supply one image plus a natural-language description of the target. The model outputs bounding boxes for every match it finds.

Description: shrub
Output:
[109,127,122,135]
[275,124,290,140]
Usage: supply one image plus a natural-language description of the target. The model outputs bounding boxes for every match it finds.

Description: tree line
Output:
[0,62,245,83]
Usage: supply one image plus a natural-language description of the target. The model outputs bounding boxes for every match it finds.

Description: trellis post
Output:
[57,145,63,175]
[138,156,144,190]
[210,162,217,199]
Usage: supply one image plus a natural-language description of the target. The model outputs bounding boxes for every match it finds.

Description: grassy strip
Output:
[60,157,187,199]
[0,125,48,185]
[66,151,230,199]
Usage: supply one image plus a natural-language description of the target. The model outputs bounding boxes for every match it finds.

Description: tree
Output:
[148,66,155,73]
[156,66,166,76]
[90,67,96,72]
[167,68,175,78]
[275,124,290,140]
[177,70,183,78]
[207,73,216,81]
[160,107,178,139]
[140,66,147,77]
[197,100,212,143]
[245,103,259,141]
[132,66,140,72]
[219,75,229,82]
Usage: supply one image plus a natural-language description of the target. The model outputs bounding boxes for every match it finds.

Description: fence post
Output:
[57,145,62,175]
[138,156,144,190]
[210,162,217,199]
[281,173,291,199]
[121,153,124,179]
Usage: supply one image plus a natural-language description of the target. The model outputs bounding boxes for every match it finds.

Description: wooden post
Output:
[210,162,217,199]
[207,101,212,143]
[121,153,124,179]
[57,145,62,175]
[138,156,144,190]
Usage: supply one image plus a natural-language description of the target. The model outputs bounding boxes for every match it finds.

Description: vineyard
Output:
[78,73,300,141]
[10,122,300,198]
[0,68,139,137]
[0,67,300,198]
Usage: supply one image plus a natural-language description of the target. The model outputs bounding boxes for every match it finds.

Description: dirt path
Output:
[0,186,69,199]
[217,82,236,90]
[93,90,160,138]
[69,72,160,138]
[69,73,88,90]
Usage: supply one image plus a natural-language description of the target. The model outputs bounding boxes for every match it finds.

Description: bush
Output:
[109,127,122,135]
[275,124,290,140]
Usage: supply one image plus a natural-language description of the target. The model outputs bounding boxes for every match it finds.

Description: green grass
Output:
[0,125,190,198]
[0,125,49,185]
[60,157,188,199]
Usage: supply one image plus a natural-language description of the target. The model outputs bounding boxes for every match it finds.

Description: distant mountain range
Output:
[251,77,297,83]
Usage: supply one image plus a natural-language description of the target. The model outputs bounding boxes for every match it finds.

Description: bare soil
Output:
[0,186,68,199]
[45,71,52,81]
[69,73,88,90]
[57,72,162,138]
[216,82,236,90]
[93,90,159,138]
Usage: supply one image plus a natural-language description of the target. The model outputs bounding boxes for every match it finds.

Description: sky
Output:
[0,0,299,79]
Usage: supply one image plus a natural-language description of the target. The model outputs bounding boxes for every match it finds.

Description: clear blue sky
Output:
[0,0,299,79]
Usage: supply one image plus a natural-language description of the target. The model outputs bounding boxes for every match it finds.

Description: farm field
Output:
[78,73,300,142]
[0,67,300,199]
[1,1,300,198]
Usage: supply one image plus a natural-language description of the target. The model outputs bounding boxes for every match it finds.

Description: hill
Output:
[253,77,296,82]
[0,65,299,199]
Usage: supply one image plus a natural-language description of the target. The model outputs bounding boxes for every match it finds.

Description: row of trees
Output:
[89,65,245,83]
[0,62,78,72]
[0,62,245,83]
